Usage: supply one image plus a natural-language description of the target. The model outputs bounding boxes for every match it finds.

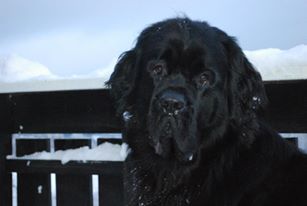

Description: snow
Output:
[0,55,117,93]
[0,54,57,82]
[37,185,43,194]
[7,142,129,164]
[245,45,307,80]
[0,45,307,93]
[0,54,117,83]
[122,111,133,122]
[120,143,132,158]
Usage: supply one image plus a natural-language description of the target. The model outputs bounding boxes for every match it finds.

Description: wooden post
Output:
[0,134,12,206]
[16,139,51,206]
[55,139,93,206]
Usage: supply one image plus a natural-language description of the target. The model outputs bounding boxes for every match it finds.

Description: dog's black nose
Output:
[159,90,186,115]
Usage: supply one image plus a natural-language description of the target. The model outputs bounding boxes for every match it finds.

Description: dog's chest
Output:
[128,171,202,206]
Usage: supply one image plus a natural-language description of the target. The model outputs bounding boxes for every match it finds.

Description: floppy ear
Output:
[222,37,268,124]
[106,50,137,115]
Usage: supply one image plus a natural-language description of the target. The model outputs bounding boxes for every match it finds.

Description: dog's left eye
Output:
[196,72,211,88]
[148,62,167,78]
[152,65,164,75]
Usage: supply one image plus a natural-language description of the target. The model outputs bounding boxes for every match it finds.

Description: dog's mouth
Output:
[162,119,174,137]
[149,116,195,163]
[152,139,196,163]
[150,117,176,154]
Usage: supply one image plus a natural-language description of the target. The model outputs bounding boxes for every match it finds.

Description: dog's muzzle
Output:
[150,89,195,162]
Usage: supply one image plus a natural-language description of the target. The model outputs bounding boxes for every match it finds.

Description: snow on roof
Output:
[245,45,307,81]
[0,54,57,82]
[0,45,306,93]
[7,142,130,164]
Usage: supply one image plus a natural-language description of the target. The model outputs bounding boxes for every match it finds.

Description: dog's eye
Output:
[148,62,167,78]
[196,72,211,88]
[152,65,164,75]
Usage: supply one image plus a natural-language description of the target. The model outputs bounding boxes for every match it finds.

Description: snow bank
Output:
[0,54,117,83]
[0,54,56,82]
[7,142,130,164]
[245,44,307,81]
[0,55,117,93]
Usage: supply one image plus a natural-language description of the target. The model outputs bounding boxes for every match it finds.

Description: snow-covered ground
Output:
[0,45,306,93]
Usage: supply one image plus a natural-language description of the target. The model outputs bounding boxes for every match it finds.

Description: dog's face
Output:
[108,18,267,163]
[144,36,229,162]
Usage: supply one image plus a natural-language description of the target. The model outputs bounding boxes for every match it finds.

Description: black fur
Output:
[107,18,307,206]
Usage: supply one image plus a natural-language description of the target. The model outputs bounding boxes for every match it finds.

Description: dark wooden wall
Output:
[1,80,307,134]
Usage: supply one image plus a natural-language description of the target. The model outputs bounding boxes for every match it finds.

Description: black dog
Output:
[107,18,307,206]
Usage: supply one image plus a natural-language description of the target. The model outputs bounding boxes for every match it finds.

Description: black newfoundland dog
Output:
[107,18,307,206]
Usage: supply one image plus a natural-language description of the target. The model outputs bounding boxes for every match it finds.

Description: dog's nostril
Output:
[173,101,184,110]
[160,99,169,109]
[159,91,186,114]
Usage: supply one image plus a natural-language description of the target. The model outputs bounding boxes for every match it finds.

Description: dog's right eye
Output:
[194,71,214,89]
[152,65,164,75]
[148,62,167,78]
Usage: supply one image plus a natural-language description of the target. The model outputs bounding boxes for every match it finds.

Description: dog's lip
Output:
[153,139,173,158]
[150,134,196,163]
[161,119,177,139]
[153,142,196,163]
[164,121,172,134]
[154,142,163,155]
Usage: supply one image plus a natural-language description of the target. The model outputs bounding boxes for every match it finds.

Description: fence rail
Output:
[1,79,307,206]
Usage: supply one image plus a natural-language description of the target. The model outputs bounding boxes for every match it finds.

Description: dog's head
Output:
[107,18,267,163]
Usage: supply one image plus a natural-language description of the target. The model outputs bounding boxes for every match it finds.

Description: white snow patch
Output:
[0,54,117,83]
[122,111,133,122]
[7,142,127,164]
[0,54,57,82]
[120,143,131,158]
[37,185,43,194]
[244,44,307,80]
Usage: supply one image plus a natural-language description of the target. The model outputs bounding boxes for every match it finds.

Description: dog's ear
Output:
[106,50,137,115]
[222,36,268,123]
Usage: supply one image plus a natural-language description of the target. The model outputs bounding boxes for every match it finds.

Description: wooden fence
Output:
[0,80,307,206]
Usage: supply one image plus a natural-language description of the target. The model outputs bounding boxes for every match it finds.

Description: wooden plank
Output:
[0,89,121,133]
[0,93,13,133]
[0,94,13,206]
[55,139,93,206]
[264,80,307,133]
[16,139,51,206]
[97,134,124,206]
[0,134,12,206]
[0,81,306,134]
[99,174,123,206]
[98,137,123,206]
